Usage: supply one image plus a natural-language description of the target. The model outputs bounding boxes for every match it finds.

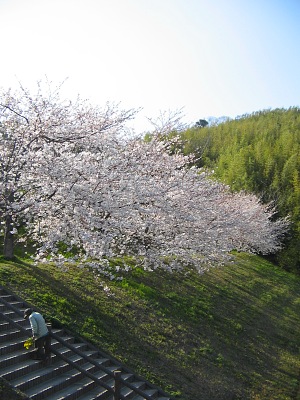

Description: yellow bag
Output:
[24,337,34,350]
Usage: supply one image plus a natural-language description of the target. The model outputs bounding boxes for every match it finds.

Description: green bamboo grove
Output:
[179,108,300,272]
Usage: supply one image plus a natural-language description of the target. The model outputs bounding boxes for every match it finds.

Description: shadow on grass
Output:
[0,254,299,399]
[113,256,300,399]
[0,259,147,358]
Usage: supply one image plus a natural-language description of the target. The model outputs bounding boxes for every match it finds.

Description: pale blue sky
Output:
[0,0,299,132]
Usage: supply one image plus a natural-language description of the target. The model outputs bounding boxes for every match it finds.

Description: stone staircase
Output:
[0,286,173,400]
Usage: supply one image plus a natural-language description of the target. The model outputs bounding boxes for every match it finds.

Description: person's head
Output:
[23,308,33,319]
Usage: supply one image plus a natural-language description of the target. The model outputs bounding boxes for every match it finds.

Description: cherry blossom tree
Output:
[0,82,136,259]
[0,83,289,274]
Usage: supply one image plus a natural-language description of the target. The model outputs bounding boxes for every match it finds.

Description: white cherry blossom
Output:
[0,84,289,273]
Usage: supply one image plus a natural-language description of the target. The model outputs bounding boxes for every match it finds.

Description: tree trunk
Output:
[3,215,14,259]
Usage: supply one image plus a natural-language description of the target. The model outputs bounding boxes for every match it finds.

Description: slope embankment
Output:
[0,253,299,400]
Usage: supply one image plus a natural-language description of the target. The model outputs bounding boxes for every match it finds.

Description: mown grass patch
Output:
[0,253,299,399]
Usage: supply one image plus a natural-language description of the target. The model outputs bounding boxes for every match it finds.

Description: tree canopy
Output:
[0,85,289,275]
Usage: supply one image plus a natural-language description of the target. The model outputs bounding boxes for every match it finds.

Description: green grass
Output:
[0,253,299,400]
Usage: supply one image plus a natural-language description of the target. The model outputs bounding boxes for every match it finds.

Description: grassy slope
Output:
[0,253,299,400]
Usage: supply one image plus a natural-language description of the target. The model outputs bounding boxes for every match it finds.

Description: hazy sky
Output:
[0,0,299,132]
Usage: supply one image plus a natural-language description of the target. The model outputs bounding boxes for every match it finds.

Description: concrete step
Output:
[13,356,117,392]
[120,380,147,399]
[45,365,127,400]
[26,367,115,400]
[0,301,24,312]
[0,346,37,368]
[45,377,109,400]
[0,334,29,355]
[76,389,113,400]
[2,309,19,316]
[14,360,104,391]
[0,320,11,332]
[0,334,77,367]
[131,390,159,400]
[0,294,16,302]
[0,327,31,343]
[0,333,73,367]
[0,319,28,332]
[1,353,80,381]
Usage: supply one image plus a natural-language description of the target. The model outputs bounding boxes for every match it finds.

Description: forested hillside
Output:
[178,108,300,272]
